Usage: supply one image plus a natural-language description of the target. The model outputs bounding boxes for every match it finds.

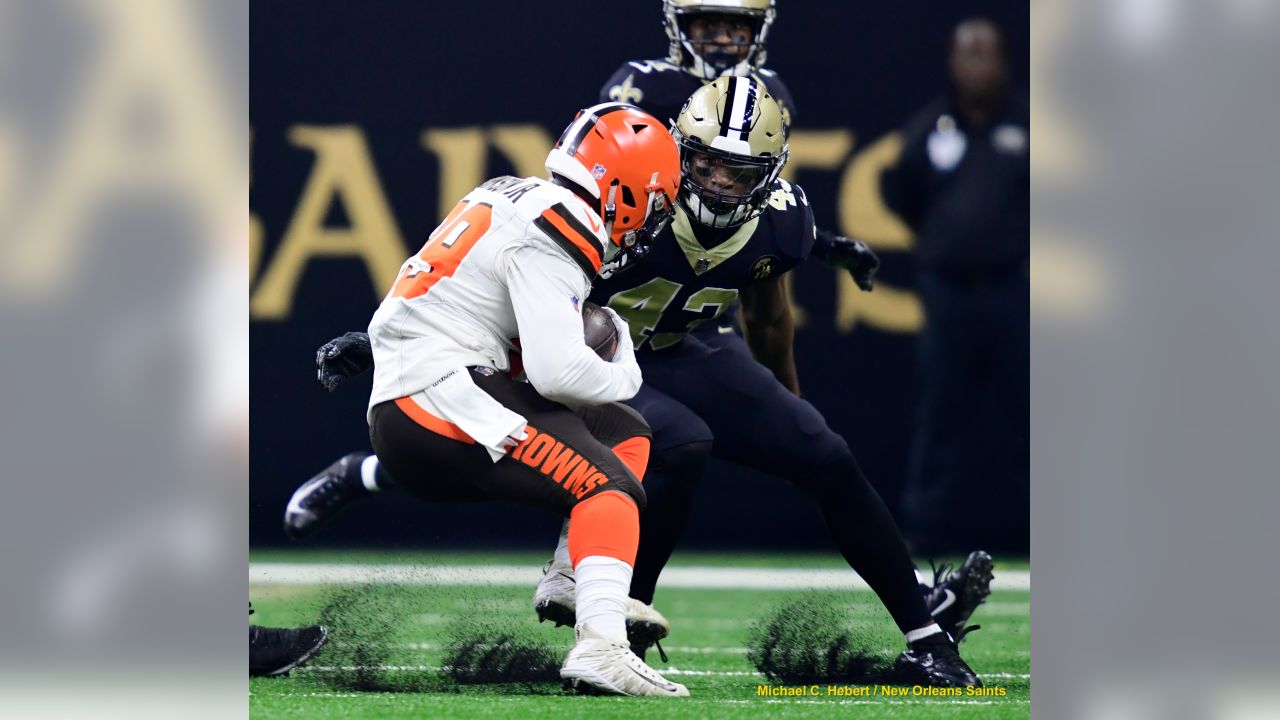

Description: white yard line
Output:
[250,563,1030,591]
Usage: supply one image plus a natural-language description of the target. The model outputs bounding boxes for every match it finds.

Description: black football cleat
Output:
[249,623,328,677]
[892,632,982,687]
[283,453,371,540]
[925,550,993,642]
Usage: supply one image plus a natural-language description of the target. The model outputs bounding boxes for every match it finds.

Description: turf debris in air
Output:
[440,613,563,687]
[747,596,906,685]
[306,582,567,694]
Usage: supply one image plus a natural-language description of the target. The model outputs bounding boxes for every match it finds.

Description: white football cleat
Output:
[533,562,671,647]
[560,626,689,697]
[624,598,670,649]
[532,559,577,628]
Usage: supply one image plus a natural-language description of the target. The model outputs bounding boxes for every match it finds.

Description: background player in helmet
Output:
[298,79,988,687]
[322,102,689,697]
[601,0,881,294]
[605,1,792,133]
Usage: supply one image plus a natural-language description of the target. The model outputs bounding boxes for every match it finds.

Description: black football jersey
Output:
[599,59,797,133]
[589,179,816,352]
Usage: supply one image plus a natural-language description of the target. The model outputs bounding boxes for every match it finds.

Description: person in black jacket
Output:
[881,18,1028,554]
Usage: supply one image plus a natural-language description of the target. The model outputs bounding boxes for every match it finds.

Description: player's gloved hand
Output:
[815,229,880,292]
[598,306,636,365]
[315,331,374,392]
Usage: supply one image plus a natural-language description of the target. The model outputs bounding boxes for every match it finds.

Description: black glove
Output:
[315,331,374,392]
[814,228,880,292]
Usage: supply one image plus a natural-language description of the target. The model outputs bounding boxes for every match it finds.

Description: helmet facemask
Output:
[674,131,783,229]
[664,2,776,80]
[678,12,763,77]
[601,176,675,272]
[544,103,681,276]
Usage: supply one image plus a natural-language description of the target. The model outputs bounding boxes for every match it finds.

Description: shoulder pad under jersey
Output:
[600,59,701,126]
[759,178,816,263]
[751,67,797,130]
[504,179,609,278]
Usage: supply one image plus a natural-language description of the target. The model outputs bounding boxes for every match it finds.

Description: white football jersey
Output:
[368,175,641,432]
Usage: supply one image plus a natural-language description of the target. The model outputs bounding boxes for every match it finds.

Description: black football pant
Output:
[625,334,933,635]
[370,368,649,516]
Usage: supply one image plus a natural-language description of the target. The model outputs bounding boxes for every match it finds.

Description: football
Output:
[581,301,619,360]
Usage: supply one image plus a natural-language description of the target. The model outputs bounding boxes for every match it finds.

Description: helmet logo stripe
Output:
[560,103,632,157]
[738,80,757,140]
[718,77,739,139]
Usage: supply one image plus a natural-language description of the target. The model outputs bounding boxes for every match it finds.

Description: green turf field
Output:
[250,552,1029,719]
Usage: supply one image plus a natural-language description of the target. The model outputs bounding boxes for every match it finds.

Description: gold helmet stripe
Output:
[717,77,758,142]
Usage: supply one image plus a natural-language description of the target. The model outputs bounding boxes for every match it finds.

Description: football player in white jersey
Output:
[347,103,688,697]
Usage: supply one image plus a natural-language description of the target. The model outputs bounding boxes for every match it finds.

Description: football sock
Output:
[359,455,394,492]
[568,491,639,566]
[553,433,653,578]
[574,556,632,643]
[569,492,639,640]
[628,441,712,604]
[905,623,945,645]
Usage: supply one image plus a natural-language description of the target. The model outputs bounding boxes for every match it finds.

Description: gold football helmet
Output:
[663,0,776,80]
[670,76,787,228]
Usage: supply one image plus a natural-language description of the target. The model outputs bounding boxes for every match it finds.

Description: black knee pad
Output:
[801,437,872,501]
[575,402,652,447]
[650,439,713,481]
[580,473,648,512]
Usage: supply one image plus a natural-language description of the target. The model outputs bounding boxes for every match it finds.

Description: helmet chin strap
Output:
[603,181,619,245]
[686,193,744,229]
[602,241,622,263]
[604,176,667,252]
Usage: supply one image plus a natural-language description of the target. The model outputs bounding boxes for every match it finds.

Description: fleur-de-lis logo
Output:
[751,255,778,281]
[608,75,644,105]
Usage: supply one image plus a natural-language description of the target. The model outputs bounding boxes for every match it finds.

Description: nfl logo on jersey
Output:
[570,295,580,312]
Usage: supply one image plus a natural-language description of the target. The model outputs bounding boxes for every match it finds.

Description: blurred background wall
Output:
[250,0,1029,553]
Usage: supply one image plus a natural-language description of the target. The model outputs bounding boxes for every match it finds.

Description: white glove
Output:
[599,306,637,365]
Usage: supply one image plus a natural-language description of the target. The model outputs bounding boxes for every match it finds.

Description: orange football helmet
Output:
[545,103,680,266]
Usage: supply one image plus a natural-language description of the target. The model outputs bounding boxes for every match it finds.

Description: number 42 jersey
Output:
[591,178,816,352]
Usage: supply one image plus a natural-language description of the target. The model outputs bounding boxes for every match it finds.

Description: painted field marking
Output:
[250,563,1030,591]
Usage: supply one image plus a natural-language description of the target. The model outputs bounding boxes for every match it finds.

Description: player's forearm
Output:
[745,318,800,396]
[523,343,641,406]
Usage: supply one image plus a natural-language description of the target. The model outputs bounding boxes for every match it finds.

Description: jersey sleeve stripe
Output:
[534,207,603,276]
[548,203,603,253]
